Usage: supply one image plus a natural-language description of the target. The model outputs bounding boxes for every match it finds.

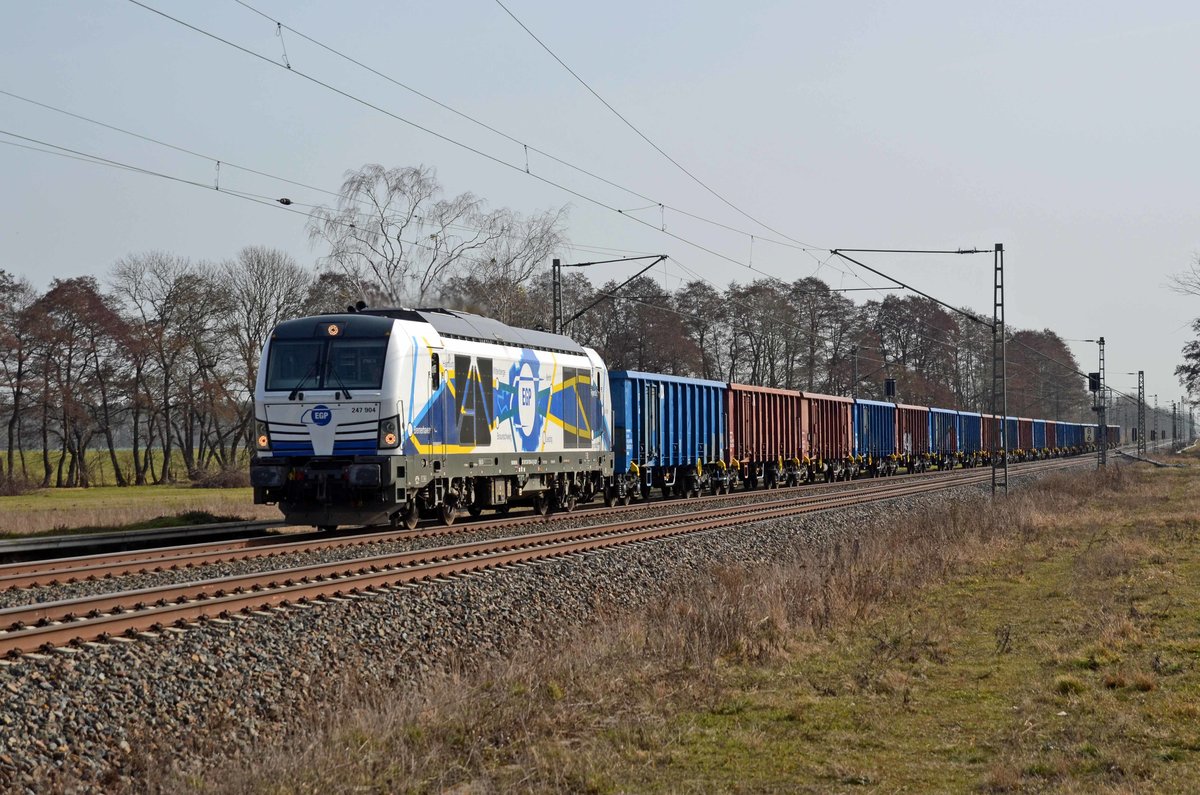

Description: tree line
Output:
[0,163,1093,488]
[0,248,318,487]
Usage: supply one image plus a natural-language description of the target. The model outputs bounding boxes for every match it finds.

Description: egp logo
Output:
[301,404,333,426]
[507,351,543,452]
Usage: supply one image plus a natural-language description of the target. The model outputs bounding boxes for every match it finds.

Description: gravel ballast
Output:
[0,473,957,611]
[0,469,1069,792]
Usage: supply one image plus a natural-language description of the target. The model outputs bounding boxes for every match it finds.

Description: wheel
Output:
[439,504,457,527]
[561,494,577,513]
[467,505,482,517]
[395,503,419,530]
[620,493,632,506]
[661,487,673,500]
[533,494,551,517]
[317,524,336,533]
[603,485,617,508]
[496,504,511,516]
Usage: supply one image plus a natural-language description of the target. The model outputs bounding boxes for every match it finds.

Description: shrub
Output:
[190,467,251,489]
[0,476,38,496]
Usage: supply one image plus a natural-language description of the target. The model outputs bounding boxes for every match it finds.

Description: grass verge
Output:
[174,463,1200,793]
[0,486,280,537]
[3,511,253,540]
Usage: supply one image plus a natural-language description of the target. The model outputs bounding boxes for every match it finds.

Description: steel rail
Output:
[0,456,1064,590]
[0,519,286,564]
[0,470,1005,628]
[1,463,947,581]
[0,458,1085,657]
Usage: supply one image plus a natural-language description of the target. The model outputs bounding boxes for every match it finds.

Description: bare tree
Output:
[0,271,36,482]
[1169,253,1200,297]
[307,164,533,305]
[1172,254,1200,401]
[110,252,199,484]
[441,207,568,324]
[675,280,729,381]
[219,247,314,457]
[1176,319,1200,397]
[27,278,128,487]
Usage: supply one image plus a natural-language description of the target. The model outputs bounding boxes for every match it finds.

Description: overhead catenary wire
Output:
[668,249,1097,410]
[228,0,821,258]
[13,8,1139,414]
[127,0,833,286]
[0,128,456,258]
[654,254,1078,411]
[126,1,870,308]
[831,248,1145,408]
[0,94,844,323]
[5,126,1116,417]
[0,89,657,259]
[5,116,1104,414]
[0,88,347,202]
[491,0,822,252]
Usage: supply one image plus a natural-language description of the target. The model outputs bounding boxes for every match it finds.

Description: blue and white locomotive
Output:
[250,308,614,529]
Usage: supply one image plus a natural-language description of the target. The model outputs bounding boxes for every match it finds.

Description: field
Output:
[0,448,277,536]
[3,448,251,489]
[0,485,279,536]
[197,456,1200,792]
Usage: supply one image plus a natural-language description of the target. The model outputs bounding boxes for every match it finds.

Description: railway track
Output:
[0,458,1046,591]
[0,518,287,565]
[0,457,1085,658]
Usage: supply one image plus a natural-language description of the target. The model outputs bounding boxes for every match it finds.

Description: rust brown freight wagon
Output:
[726,383,806,488]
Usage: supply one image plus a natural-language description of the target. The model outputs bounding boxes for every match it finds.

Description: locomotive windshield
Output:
[265,338,389,392]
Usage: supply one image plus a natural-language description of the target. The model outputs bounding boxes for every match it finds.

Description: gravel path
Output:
[0,470,1059,792]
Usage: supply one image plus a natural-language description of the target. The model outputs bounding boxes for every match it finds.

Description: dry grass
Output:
[0,486,280,536]
[147,464,1200,794]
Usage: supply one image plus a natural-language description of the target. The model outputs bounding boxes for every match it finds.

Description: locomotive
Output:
[250,307,1119,530]
[250,307,613,530]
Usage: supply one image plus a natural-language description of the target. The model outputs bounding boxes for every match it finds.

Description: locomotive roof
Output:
[358,307,587,354]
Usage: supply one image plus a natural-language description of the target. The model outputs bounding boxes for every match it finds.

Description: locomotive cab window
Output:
[265,340,324,392]
[327,339,387,390]
[264,337,388,392]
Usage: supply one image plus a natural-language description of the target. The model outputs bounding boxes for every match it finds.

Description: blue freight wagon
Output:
[1032,419,1047,451]
[853,398,897,475]
[1004,417,1019,452]
[609,370,727,498]
[929,407,959,469]
[929,408,959,454]
[959,411,983,456]
[1058,422,1082,449]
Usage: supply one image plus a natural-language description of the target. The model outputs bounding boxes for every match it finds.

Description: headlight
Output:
[250,464,287,487]
[348,463,382,487]
[378,416,401,449]
[255,420,271,451]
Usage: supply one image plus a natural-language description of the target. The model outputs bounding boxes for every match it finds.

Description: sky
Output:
[1,0,1197,407]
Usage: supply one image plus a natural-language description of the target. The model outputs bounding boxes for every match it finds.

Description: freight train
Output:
[250,308,1118,530]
